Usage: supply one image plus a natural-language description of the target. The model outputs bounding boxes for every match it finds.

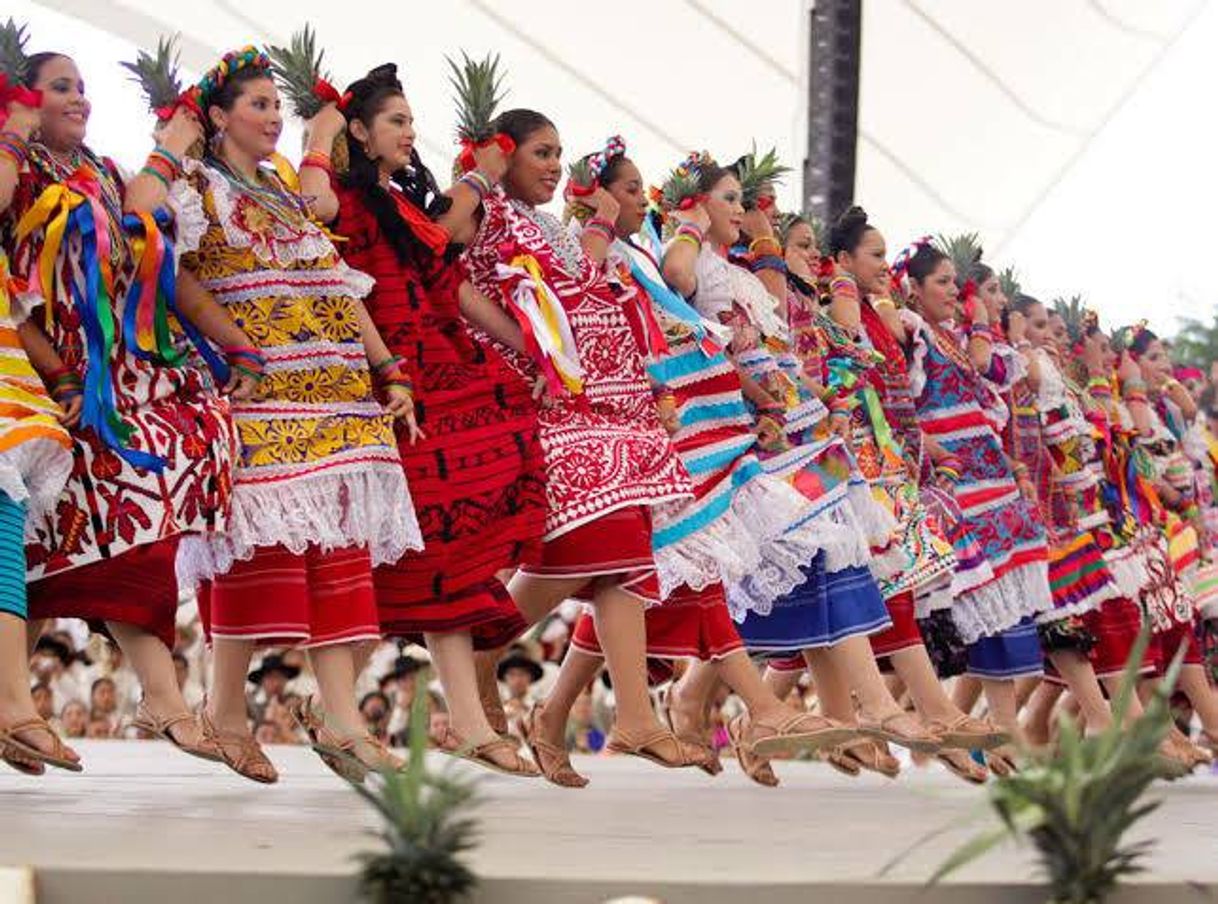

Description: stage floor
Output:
[1,741,1215,904]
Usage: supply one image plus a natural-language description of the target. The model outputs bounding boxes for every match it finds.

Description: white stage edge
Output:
[1,741,1215,903]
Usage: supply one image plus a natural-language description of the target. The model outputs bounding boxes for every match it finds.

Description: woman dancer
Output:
[171,49,421,782]
[1,42,233,764]
[660,160,942,776]
[518,141,852,787]
[888,238,1052,773]
[299,64,545,776]
[460,109,711,770]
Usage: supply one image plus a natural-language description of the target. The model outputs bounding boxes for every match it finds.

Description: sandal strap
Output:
[3,718,71,761]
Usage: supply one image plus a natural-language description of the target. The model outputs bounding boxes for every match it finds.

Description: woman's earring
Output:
[210,127,226,155]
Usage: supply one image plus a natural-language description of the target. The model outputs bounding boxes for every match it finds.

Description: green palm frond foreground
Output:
[886,627,1185,904]
[349,692,480,904]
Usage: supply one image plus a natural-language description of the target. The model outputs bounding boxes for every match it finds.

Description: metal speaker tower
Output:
[804,0,863,223]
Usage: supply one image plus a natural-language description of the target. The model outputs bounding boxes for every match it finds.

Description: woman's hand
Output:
[155,106,204,160]
[1006,310,1025,344]
[671,201,711,234]
[3,100,41,141]
[741,208,773,241]
[223,370,260,401]
[583,187,620,224]
[55,394,82,428]
[385,386,425,443]
[304,103,346,146]
[471,142,509,183]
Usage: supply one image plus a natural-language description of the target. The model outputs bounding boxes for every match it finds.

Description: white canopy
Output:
[16,0,1215,331]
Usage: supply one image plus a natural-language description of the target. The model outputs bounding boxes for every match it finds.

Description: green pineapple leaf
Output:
[0,17,31,84]
[998,265,1022,302]
[935,232,984,288]
[446,51,507,144]
[120,34,183,116]
[266,24,330,119]
[659,166,702,212]
[566,156,595,192]
[1052,294,1088,345]
[735,144,791,210]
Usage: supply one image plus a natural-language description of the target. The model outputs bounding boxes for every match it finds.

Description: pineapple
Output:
[447,51,507,148]
[265,25,347,170]
[935,232,984,288]
[1052,294,1088,345]
[566,156,595,193]
[121,35,184,119]
[0,17,31,85]
[999,265,1022,303]
[734,144,790,210]
[659,166,702,213]
[351,692,480,904]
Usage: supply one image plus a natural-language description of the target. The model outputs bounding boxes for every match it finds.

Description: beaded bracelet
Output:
[1124,389,1149,404]
[300,150,334,175]
[748,236,782,257]
[582,217,615,242]
[223,344,267,381]
[45,366,83,404]
[0,131,30,168]
[968,323,993,342]
[828,275,858,299]
[371,355,414,393]
[458,169,493,201]
[1122,376,1147,392]
[750,254,787,275]
[675,221,705,241]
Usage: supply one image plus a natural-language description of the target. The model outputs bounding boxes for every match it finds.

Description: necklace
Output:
[209,156,313,230]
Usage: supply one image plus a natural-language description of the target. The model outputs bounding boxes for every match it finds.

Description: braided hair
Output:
[340,64,451,266]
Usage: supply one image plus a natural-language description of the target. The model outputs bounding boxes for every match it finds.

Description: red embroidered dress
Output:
[333,184,545,648]
[462,191,690,591]
[3,146,234,647]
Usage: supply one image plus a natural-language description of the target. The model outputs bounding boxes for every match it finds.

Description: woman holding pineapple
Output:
[0,31,234,770]
[294,62,547,778]
[169,48,422,783]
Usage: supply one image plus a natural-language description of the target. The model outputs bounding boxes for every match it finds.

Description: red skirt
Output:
[767,652,806,673]
[1082,596,1149,679]
[198,544,381,648]
[520,506,658,603]
[1149,616,1204,675]
[869,590,923,658]
[378,577,525,651]
[28,537,180,649]
[570,582,744,661]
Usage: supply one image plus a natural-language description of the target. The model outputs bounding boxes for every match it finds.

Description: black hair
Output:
[969,261,995,286]
[906,242,948,284]
[1001,293,1042,333]
[203,65,275,140]
[491,108,555,147]
[360,691,390,711]
[696,161,732,194]
[596,153,631,188]
[827,205,875,256]
[22,52,68,88]
[1130,326,1159,357]
[339,64,450,267]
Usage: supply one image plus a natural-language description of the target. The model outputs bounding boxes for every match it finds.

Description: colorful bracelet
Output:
[583,216,615,242]
[45,366,83,404]
[750,254,787,275]
[143,146,182,181]
[872,296,896,311]
[458,169,493,201]
[0,131,30,168]
[371,355,414,393]
[968,323,993,342]
[748,236,782,257]
[828,275,859,300]
[223,344,267,381]
[675,221,705,243]
[300,150,334,175]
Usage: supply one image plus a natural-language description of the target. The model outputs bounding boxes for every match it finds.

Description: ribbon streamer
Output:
[628,226,725,359]
[495,253,584,395]
[825,356,904,466]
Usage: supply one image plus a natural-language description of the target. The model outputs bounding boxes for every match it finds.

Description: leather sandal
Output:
[836,738,901,779]
[727,715,778,787]
[435,724,540,778]
[984,744,1019,778]
[605,725,713,771]
[936,748,989,784]
[133,704,222,763]
[659,687,721,777]
[820,747,861,778]
[858,712,942,754]
[200,711,278,784]
[746,710,855,758]
[520,705,587,788]
[924,714,1009,752]
[0,717,82,773]
[288,696,369,783]
[479,683,521,749]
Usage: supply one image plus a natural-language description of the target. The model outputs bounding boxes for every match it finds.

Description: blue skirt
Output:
[0,492,27,620]
[738,554,891,653]
[966,617,1044,679]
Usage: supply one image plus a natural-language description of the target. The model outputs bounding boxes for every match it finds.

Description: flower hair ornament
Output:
[196,46,272,114]
[890,235,932,297]
[1119,319,1152,358]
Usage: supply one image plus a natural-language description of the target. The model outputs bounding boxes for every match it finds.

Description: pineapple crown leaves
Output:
[265,24,332,120]
[732,143,791,210]
[566,157,595,191]
[1051,294,1091,345]
[998,265,1022,303]
[446,51,507,144]
[350,688,481,904]
[935,232,985,288]
[120,35,184,116]
[654,150,715,213]
[0,18,32,84]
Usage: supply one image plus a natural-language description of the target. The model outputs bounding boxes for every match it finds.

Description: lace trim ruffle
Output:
[177,463,422,588]
[950,560,1053,644]
[900,309,931,399]
[725,261,789,340]
[167,173,208,263]
[0,436,72,526]
[689,246,736,323]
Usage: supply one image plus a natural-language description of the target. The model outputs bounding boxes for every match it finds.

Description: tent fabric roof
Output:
[17,0,1214,330]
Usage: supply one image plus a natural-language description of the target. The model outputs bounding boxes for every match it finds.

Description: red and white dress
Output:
[462,191,691,599]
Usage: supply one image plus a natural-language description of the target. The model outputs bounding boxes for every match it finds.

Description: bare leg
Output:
[108,621,203,747]
[1178,664,1218,734]
[532,645,602,749]
[1015,675,1041,709]
[0,613,78,764]
[1022,681,1064,746]
[424,632,502,748]
[24,618,47,658]
[1102,676,1146,724]
[889,647,966,723]
[804,649,856,723]
[980,678,1021,739]
[818,635,920,726]
[762,666,801,702]
[1047,650,1113,733]
[205,637,256,735]
[310,642,401,768]
[589,583,660,736]
[952,675,983,716]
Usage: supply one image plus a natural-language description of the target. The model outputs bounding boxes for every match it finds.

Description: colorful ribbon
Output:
[495,253,584,395]
[0,74,42,125]
[825,355,904,467]
[390,192,450,256]
[122,209,229,384]
[153,86,203,124]
[629,224,724,359]
[312,78,353,112]
[16,170,164,471]
[458,133,516,174]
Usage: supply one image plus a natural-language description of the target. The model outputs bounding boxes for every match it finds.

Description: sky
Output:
[8,0,1215,337]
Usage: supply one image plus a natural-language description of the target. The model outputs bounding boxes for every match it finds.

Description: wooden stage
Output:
[1,741,1215,903]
